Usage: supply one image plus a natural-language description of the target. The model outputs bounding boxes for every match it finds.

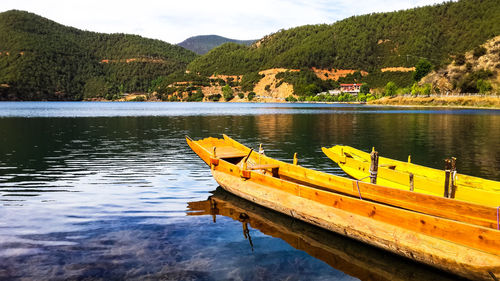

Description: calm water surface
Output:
[1,102,499,281]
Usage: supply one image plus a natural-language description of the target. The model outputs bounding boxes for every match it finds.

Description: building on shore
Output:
[340,83,362,94]
[317,84,363,96]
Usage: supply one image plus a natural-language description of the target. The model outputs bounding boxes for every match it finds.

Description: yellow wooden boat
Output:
[188,187,460,281]
[322,145,500,207]
[187,135,500,280]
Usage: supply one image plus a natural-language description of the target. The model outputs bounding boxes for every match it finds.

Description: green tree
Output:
[366,94,376,101]
[222,85,234,101]
[304,84,321,96]
[411,83,420,96]
[384,81,397,96]
[360,83,370,94]
[409,83,432,96]
[413,59,433,82]
[477,79,492,94]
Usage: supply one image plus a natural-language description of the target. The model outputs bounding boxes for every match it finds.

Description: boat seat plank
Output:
[249,164,280,170]
[217,152,248,158]
[215,146,247,159]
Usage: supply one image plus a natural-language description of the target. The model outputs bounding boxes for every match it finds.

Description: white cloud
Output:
[0,0,450,44]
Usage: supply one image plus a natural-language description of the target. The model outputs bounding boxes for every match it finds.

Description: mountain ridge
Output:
[2,0,500,101]
[187,0,500,90]
[177,35,256,55]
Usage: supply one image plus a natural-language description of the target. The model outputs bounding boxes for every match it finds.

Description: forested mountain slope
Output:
[2,0,499,101]
[188,0,500,79]
[0,10,197,100]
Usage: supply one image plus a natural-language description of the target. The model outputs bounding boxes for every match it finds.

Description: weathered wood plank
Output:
[322,145,500,206]
[221,135,498,229]
[237,163,500,255]
[211,167,500,281]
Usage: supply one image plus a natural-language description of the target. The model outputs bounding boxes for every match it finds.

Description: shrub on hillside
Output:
[384,81,397,96]
[186,89,204,102]
[366,94,376,102]
[207,94,221,101]
[477,79,492,94]
[240,72,264,92]
[473,46,487,58]
[129,95,146,102]
[458,69,493,93]
[454,53,466,66]
[222,85,234,101]
[410,83,431,96]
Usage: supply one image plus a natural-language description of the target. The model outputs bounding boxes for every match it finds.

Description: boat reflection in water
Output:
[187,187,463,281]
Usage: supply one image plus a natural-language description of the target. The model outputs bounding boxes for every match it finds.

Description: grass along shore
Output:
[86,93,500,109]
[367,95,500,108]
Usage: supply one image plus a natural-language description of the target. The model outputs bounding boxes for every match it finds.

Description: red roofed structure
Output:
[340,83,362,93]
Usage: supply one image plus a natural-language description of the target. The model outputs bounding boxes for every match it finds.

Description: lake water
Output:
[1,102,499,281]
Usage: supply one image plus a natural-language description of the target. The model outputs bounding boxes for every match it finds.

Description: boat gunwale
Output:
[324,145,500,190]
[219,135,499,229]
[212,154,500,253]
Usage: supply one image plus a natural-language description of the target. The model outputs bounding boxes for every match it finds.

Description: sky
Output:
[1,0,449,44]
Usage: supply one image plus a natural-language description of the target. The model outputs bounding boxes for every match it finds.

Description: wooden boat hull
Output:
[186,135,500,280]
[322,145,500,207]
[188,188,460,281]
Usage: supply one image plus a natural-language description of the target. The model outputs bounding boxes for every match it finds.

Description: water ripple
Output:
[0,103,497,280]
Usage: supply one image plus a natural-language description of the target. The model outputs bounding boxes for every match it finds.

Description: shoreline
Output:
[366,103,500,110]
[366,95,500,110]
[3,97,500,110]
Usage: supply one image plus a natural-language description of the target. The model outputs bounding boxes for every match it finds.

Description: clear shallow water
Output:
[1,102,499,280]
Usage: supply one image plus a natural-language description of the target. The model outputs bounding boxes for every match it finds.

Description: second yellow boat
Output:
[322,145,500,207]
